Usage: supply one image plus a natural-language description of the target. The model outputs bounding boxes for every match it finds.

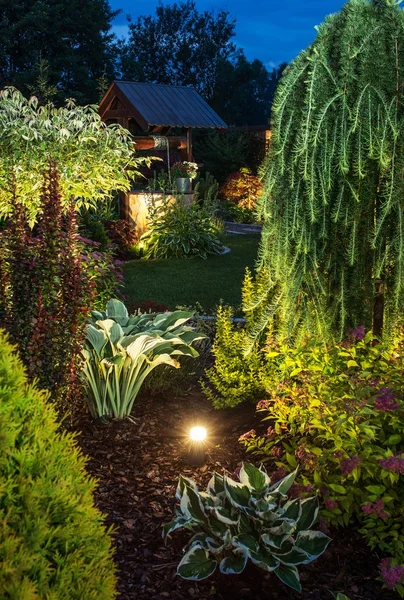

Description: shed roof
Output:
[99,81,227,130]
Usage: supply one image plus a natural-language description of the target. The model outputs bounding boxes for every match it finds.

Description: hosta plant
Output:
[164,464,330,592]
[81,299,205,419]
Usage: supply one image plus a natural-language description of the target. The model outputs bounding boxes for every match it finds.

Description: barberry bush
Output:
[240,329,404,595]
[0,163,117,406]
[0,330,117,599]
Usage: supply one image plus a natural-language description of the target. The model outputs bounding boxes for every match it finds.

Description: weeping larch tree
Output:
[248,0,404,343]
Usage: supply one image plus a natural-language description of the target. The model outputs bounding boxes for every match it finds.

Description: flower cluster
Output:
[340,455,362,476]
[378,455,404,474]
[256,399,270,410]
[171,161,198,179]
[264,426,277,440]
[238,429,256,442]
[348,325,366,341]
[362,498,389,520]
[324,497,339,510]
[380,559,404,590]
[271,446,283,458]
[374,387,400,412]
[294,443,316,470]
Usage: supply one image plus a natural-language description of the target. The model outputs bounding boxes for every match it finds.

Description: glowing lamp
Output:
[190,426,207,442]
[188,426,207,466]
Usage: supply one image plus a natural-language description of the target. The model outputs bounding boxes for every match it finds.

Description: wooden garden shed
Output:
[99,80,227,161]
[99,81,227,235]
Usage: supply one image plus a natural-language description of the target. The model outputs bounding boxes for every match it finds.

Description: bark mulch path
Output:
[74,387,396,600]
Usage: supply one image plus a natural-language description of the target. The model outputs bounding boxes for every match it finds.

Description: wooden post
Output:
[187,128,192,161]
[373,279,384,338]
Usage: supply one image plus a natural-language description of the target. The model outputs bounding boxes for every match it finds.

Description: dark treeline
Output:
[0,0,286,125]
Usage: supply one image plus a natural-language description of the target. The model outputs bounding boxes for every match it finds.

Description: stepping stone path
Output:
[224,222,262,235]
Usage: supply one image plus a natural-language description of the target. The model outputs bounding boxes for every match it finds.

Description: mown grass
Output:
[123,234,260,313]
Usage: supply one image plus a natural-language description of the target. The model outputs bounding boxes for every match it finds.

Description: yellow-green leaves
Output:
[0,88,151,222]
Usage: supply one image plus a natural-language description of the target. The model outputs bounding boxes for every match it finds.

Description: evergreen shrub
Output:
[0,330,117,599]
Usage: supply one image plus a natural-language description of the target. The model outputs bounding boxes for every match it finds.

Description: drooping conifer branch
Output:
[248,0,404,343]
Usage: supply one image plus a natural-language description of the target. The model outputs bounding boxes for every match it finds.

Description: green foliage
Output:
[80,212,111,250]
[164,464,330,591]
[120,1,237,99]
[202,270,277,408]
[194,131,265,183]
[77,236,124,309]
[241,330,404,589]
[0,164,96,405]
[202,305,268,408]
[0,0,118,104]
[221,202,257,224]
[194,172,219,204]
[81,299,206,418]
[140,196,224,260]
[252,0,404,343]
[0,330,117,598]
[0,88,149,223]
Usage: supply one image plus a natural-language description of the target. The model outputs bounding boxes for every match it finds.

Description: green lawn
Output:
[123,234,260,313]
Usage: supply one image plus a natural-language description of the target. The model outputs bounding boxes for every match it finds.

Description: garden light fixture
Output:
[189,426,207,442]
[188,426,207,466]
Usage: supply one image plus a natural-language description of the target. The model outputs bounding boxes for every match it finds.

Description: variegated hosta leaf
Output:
[224,477,250,508]
[85,324,107,357]
[268,469,298,495]
[273,545,311,566]
[210,506,238,525]
[274,564,302,592]
[207,473,225,496]
[176,476,198,501]
[295,530,331,562]
[162,517,189,539]
[177,546,217,580]
[96,319,123,345]
[232,533,259,556]
[239,463,270,493]
[219,550,248,575]
[282,497,303,522]
[105,298,129,325]
[250,546,281,572]
[296,497,319,531]
[180,485,206,524]
[261,531,293,551]
[167,464,328,592]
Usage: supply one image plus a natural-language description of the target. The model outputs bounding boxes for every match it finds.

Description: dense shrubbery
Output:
[220,167,263,211]
[0,330,117,598]
[239,330,404,594]
[0,164,124,407]
[105,219,138,259]
[194,131,266,183]
[202,306,267,408]
[165,464,330,591]
[0,88,149,223]
[140,196,224,260]
[0,164,95,404]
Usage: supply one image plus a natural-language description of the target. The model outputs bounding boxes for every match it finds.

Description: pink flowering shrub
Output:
[239,330,404,594]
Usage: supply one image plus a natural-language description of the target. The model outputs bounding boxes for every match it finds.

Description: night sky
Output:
[109,0,346,67]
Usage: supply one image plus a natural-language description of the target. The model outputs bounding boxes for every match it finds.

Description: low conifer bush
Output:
[0,330,117,599]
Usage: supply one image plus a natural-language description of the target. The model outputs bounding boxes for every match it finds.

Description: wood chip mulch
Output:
[73,386,397,600]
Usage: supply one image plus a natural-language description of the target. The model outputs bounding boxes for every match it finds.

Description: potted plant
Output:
[171,161,198,193]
